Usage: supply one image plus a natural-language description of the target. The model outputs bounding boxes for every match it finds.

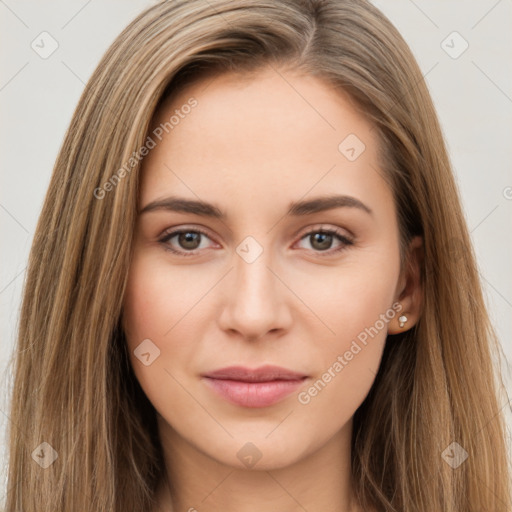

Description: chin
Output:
[204,434,315,472]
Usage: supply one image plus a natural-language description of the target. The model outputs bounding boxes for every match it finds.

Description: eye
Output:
[158,225,354,257]
[159,227,217,257]
[295,227,354,256]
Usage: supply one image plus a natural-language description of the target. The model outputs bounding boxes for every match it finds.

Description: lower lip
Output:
[203,378,306,408]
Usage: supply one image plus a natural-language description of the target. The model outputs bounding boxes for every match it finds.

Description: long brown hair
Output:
[5,0,511,510]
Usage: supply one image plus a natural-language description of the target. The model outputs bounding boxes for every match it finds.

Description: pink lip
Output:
[201,365,308,408]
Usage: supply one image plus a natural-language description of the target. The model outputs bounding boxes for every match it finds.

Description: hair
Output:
[4,0,511,511]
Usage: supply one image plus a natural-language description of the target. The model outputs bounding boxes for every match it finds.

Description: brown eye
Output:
[309,232,334,251]
[176,232,202,250]
[159,228,215,256]
[296,228,354,256]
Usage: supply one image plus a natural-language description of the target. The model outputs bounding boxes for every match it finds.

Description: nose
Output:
[217,248,293,342]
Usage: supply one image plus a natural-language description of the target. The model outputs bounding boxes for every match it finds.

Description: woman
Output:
[5,0,511,511]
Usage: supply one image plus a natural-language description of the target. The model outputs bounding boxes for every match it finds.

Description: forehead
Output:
[139,67,390,219]
[151,66,375,156]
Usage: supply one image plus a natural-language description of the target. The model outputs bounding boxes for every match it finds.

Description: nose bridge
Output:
[218,238,290,338]
[233,242,280,311]
[234,246,275,300]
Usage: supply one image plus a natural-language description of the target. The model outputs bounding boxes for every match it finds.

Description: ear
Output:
[388,235,423,334]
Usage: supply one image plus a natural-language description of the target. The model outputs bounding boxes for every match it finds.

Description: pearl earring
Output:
[398,314,408,328]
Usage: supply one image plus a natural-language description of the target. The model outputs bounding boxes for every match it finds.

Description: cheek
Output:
[122,251,208,344]
[290,240,400,341]
[291,243,400,414]
[121,254,204,402]
[293,297,394,443]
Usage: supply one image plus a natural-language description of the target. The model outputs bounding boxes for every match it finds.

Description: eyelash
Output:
[158,226,354,258]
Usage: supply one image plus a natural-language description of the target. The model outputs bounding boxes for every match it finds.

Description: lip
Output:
[201,365,308,408]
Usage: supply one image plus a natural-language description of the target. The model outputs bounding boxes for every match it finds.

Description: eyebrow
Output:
[139,194,373,218]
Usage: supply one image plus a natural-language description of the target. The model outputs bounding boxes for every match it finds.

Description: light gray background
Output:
[1,0,511,503]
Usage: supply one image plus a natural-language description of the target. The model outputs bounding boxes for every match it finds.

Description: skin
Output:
[122,66,422,512]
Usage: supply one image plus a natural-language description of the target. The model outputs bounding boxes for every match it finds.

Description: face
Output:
[122,66,406,470]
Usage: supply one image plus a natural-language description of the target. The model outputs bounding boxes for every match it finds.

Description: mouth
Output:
[201,365,308,408]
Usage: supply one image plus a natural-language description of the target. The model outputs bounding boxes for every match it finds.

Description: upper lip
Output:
[202,365,308,383]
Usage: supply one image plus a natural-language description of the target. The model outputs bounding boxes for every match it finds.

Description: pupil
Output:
[180,232,200,249]
[312,233,332,251]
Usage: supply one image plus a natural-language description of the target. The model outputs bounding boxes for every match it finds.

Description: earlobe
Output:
[389,235,423,334]
[387,305,413,334]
